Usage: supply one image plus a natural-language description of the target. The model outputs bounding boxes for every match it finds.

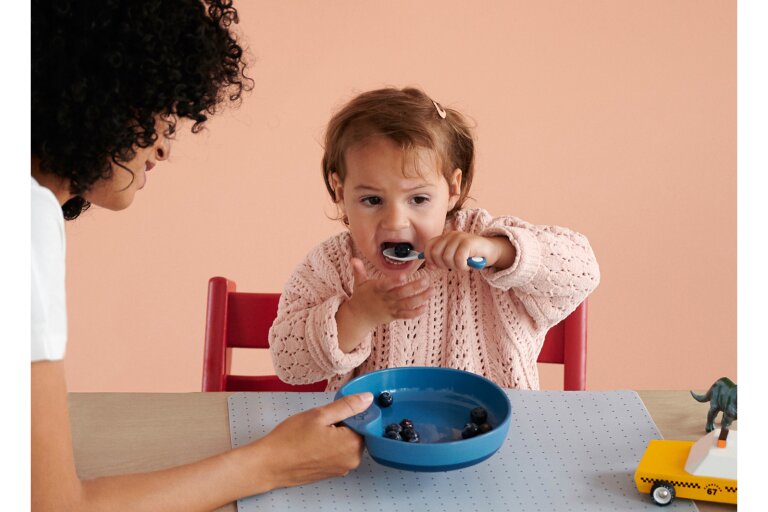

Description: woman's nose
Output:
[155,137,171,161]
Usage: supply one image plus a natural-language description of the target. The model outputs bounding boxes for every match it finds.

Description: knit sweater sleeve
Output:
[454,208,600,330]
[268,235,373,385]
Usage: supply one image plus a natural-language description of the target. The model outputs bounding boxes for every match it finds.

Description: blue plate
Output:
[335,367,512,472]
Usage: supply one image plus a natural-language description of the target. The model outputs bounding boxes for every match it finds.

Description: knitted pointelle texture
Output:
[268,208,600,391]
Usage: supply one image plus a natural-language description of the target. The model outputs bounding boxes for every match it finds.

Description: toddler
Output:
[269,87,600,391]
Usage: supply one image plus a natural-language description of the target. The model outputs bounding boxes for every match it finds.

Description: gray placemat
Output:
[228,390,697,511]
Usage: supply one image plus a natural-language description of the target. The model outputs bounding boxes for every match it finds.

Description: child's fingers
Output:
[425,236,449,269]
[385,276,430,298]
[451,240,472,271]
[439,236,464,270]
[380,273,420,292]
[393,285,433,312]
[394,304,429,320]
[350,257,368,287]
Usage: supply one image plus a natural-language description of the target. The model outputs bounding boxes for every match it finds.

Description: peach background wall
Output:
[64,0,735,392]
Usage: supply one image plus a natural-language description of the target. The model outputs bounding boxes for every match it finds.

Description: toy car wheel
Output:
[650,481,676,506]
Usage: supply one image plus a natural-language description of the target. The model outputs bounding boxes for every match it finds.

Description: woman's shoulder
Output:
[31,177,65,246]
[31,177,63,216]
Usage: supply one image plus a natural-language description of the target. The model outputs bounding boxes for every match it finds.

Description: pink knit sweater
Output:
[269,208,600,391]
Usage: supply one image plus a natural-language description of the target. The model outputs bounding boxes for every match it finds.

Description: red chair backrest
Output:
[538,301,588,390]
[202,277,327,391]
[202,277,587,391]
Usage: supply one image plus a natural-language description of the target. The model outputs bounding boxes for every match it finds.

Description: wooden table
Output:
[68,391,736,511]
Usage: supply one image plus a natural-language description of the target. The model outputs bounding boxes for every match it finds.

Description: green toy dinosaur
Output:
[690,377,737,433]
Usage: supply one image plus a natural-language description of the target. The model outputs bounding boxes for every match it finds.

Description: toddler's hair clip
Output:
[432,100,447,119]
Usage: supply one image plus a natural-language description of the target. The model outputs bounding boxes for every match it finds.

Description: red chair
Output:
[537,300,588,390]
[202,277,327,391]
[202,276,587,391]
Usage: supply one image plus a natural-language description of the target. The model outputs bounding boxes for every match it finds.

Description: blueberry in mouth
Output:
[378,391,393,407]
[393,243,413,258]
[470,406,488,424]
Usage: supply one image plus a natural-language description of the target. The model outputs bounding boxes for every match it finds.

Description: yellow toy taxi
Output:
[634,428,737,506]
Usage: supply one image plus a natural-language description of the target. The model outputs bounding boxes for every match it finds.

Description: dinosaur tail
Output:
[690,388,712,402]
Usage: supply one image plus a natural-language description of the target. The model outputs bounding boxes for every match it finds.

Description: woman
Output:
[31,2,372,510]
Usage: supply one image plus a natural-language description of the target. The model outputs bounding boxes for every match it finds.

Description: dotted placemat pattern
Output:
[229,390,698,511]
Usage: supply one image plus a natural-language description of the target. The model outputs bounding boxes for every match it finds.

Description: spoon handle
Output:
[418,252,487,269]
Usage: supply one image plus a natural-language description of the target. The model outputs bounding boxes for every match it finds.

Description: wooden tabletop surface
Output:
[68,390,737,511]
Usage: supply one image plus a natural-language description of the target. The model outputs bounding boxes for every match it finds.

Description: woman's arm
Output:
[32,361,371,512]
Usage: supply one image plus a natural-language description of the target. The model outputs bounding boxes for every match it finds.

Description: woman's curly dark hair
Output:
[32,0,252,219]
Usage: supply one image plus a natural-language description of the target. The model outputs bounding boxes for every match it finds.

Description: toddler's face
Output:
[331,135,461,279]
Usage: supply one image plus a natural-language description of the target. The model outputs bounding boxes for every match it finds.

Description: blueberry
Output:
[393,243,413,258]
[470,407,488,424]
[477,422,493,434]
[400,418,414,429]
[385,423,402,434]
[384,430,402,441]
[401,427,419,442]
[378,391,393,408]
[461,422,479,439]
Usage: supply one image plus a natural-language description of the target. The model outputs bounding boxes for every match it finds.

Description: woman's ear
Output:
[447,168,462,210]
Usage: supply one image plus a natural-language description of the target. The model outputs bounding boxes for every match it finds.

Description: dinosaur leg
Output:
[705,407,717,432]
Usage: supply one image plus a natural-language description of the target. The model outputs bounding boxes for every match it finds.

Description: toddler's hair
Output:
[322,87,475,220]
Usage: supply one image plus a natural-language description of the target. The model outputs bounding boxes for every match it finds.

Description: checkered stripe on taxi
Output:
[639,477,700,489]
[641,478,737,494]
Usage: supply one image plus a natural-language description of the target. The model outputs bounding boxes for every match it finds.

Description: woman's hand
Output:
[248,392,373,491]
[424,232,516,271]
[32,363,373,512]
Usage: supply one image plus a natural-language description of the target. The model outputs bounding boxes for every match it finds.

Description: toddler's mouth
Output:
[381,241,414,265]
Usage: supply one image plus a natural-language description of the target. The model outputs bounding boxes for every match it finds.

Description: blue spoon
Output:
[382,247,487,269]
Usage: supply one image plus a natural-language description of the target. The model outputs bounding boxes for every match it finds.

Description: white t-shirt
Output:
[31,176,67,361]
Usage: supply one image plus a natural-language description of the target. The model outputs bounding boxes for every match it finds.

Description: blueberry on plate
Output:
[461,422,479,439]
[401,427,419,442]
[393,243,413,258]
[384,430,402,441]
[477,422,493,434]
[400,418,414,429]
[385,423,402,434]
[470,406,488,424]
[378,391,393,408]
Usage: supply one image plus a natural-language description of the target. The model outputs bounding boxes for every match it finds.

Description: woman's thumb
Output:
[318,392,374,425]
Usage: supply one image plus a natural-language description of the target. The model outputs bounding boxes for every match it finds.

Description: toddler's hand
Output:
[424,232,507,271]
[348,257,432,327]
